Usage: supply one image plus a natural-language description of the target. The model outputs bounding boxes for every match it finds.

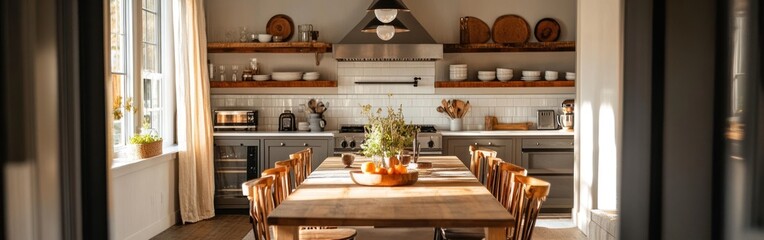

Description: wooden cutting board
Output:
[460,16,491,44]
[534,18,561,42]
[267,14,295,41]
[492,14,530,43]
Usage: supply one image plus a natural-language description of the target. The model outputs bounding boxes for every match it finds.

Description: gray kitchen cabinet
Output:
[263,139,330,171]
[520,137,574,212]
[444,138,513,168]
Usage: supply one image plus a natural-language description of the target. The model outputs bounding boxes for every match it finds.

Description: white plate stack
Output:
[497,68,513,82]
[303,72,320,81]
[272,72,303,81]
[253,75,270,81]
[478,71,496,81]
[544,71,558,81]
[565,72,576,80]
[521,71,541,81]
[450,64,468,81]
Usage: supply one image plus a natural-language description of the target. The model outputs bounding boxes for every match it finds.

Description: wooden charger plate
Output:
[349,170,419,187]
[460,16,491,44]
[267,14,295,41]
[535,18,561,42]
[492,14,530,43]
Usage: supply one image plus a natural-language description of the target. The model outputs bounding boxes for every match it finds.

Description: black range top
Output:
[339,124,438,133]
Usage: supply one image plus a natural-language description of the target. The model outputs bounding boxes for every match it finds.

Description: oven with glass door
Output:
[213,139,259,209]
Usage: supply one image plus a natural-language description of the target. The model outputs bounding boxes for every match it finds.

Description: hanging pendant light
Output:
[361,18,409,41]
[367,0,410,23]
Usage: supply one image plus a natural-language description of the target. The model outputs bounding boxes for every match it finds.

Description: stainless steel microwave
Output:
[213,110,257,131]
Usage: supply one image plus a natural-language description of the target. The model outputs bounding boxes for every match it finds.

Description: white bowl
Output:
[478,71,496,75]
[272,72,302,81]
[478,75,496,81]
[545,71,558,75]
[566,76,576,80]
[253,75,270,81]
[522,71,541,77]
[545,76,558,81]
[258,34,272,42]
[303,75,320,81]
[497,75,513,81]
[497,68,513,73]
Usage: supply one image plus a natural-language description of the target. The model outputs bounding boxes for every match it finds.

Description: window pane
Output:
[143,111,162,135]
[111,33,125,73]
[112,74,126,146]
[144,12,157,44]
[143,78,160,109]
[110,0,123,34]
[144,0,157,12]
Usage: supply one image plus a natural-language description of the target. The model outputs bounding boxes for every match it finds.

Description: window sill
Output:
[111,145,179,178]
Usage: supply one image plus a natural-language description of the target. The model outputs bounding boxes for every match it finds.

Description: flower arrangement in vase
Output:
[359,104,419,170]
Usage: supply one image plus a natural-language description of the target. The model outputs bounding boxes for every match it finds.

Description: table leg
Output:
[484,227,506,240]
[274,225,299,240]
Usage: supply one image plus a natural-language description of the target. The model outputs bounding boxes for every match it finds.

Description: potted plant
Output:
[359,104,418,168]
[130,131,163,159]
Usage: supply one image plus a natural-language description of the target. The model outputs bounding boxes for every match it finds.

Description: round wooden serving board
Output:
[349,170,419,187]
[492,14,530,43]
[460,16,491,44]
[534,18,561,42]
[266,14,294,41]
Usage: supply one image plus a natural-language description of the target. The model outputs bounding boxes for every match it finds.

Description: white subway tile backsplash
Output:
[211,93,574,131]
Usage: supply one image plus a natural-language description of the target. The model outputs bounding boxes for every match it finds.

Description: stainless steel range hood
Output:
[333,11,443,61]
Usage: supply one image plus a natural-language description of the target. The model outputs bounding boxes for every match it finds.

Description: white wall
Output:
[205,0,578,81]
[110,155,178,240]
[575,0,623,235]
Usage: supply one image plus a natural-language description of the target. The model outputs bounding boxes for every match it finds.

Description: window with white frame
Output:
[110,0,173,150]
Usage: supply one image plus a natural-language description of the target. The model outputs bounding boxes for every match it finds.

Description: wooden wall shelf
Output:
[435,80,575,88]
[443,41,575,53]
[207,42,332,53]
[210,80,337,88]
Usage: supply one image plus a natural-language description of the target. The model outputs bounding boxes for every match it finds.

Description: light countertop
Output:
[440,129,574,137]
[213,131,337,137]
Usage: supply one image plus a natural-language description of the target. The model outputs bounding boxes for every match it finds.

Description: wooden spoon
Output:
[462,102,471,118]
[436,106,450,118]
[455,100,466,117]
[308,99,317,113]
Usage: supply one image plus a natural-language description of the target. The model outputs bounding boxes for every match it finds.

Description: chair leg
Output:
[433,227,443,240]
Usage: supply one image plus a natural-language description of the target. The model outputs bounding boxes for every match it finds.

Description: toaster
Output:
[537,110,558,130]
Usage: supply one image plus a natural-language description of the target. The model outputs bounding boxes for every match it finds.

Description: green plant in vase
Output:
[359,103,418,168]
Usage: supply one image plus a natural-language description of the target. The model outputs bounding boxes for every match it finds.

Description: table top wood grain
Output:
[267,156,515,228]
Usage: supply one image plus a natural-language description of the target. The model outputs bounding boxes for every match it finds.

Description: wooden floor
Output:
[152,214,587,240]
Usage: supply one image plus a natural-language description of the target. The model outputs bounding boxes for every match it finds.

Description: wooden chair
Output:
[242,175,357,240]
[510,175,551,240]
[468,145,498,184]
[290,148,314,178]
[484,157,505,198]
[438,162,528,240]
[261,167,289,206]
[274,158,305,192]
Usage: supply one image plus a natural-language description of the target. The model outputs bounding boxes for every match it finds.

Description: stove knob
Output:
[428,139,435,148]
[349,140,357,148]
[340,140,348,148]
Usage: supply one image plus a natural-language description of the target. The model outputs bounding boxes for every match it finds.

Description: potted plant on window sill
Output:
[130,131,163,159]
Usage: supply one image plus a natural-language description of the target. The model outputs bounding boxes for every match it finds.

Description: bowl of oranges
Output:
[349,161,418,187]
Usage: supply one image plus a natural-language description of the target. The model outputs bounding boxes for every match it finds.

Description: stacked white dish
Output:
[497,68,513,82]
[545,71,558,81]
[565,72,576,80]
[272,72,303,81]
[477,71,496,81]
[449,64,468,81]
[521,71,541,81]
[303,72,320,81]
[253,75,270,81]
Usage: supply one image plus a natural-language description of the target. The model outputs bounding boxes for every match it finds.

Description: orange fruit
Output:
[375,166,387,175]
[361,162,375,174]
[387,167,395,175]
[395,164,408,174]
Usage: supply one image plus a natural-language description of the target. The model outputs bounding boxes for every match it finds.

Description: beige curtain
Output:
[173,0,215,223]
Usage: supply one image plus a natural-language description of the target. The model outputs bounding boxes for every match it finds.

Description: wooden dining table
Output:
[267,156,515,240]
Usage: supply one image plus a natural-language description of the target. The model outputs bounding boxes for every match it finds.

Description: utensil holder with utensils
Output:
[437,99,471,131]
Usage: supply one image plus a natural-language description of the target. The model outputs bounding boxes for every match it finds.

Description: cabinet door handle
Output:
[303,143,308,147]
[280,142,285,146]
[488,142,493,146]
[474,142,478,146]
[536,142,540,146]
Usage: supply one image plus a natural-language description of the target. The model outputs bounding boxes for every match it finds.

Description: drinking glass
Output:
[231,65,240,81]
[238,27,248,42]
[218,65,226,81]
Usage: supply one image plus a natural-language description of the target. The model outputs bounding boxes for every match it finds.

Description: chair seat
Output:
[440,227,486,240]
[299,228,357,240]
